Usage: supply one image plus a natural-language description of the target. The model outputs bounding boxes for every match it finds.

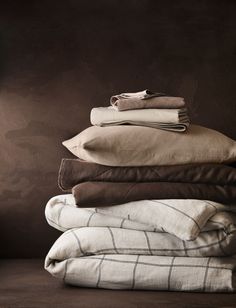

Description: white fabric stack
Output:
[45,195,236,292]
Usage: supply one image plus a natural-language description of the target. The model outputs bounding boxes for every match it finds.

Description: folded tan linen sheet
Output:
[58,159,236,191]
[45,195,236,291]
[62,125,236,166]
[110,89,186,111]
[90,107,189,132]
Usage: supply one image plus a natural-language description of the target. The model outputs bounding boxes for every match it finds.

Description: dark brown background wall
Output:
[1,0,236,258]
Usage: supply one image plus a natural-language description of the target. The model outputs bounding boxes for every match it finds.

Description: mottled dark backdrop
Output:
[0,0,236,257]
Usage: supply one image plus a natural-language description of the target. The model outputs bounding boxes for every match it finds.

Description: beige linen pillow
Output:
[62,125,236,166]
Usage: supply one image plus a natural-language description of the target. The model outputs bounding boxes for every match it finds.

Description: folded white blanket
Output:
[45,232,236,292]
[45,195,236,292]
[46,195,236,241]
[90,107,189,132]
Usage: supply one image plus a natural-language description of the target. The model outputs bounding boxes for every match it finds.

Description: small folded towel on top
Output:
[110,89,185,111]
[90,107,189,132]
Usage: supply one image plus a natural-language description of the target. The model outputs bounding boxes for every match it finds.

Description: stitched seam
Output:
[58,159,67,191]
[92,168,114,180]
[123,182,138,200]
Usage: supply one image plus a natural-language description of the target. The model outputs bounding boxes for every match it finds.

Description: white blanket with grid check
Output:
[45,195,236,292]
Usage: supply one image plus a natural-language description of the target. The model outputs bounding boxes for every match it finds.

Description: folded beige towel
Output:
[90,107,189,132]
[110,89,185,111]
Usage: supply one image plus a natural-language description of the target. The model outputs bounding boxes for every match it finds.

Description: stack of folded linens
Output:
[91,89,190,132]
[45,90,236,292]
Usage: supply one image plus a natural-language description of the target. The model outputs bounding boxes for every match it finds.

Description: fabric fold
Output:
[72,181,236,207]
[110,90,186,111]
[45,194,236,243]
[45,195,236,292]
[58,159,236,191]
[45,250,236,292]
[62,125,236,166]
[90,107,189,132]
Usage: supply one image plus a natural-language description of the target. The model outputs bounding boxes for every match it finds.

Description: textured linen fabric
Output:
[45,195,236,252]
[62,125,236,166]
[45,194,236,241]
[110,90,186,111]
[45,253,236,292]
[45,195,236,292]
[58,159,236,191]
[90,107,189,132]
[110,89,166,102]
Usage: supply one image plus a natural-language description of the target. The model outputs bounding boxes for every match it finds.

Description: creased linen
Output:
[110,89,166,102]
[110,90,186,111]
[45,195,236,292]
[45,195,236,241]
[62,125,236,166]
[58,159,236,191]
[45,253,236,292]
[90,107,189,132]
